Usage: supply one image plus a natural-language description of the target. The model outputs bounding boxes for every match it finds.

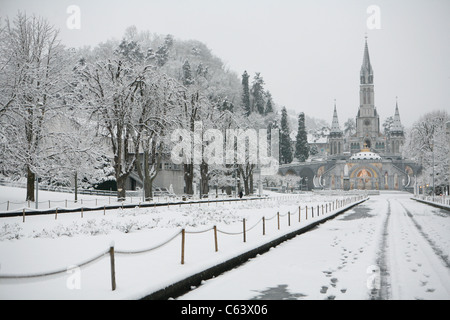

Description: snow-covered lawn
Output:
[0,186,363,299]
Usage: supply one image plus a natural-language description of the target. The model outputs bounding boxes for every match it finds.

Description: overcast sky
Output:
[1,0,449,128]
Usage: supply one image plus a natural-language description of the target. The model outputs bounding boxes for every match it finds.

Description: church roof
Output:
[361,37,373,77]
[350,151,382,161]
[350,143,382,160]
[390,101,403,133]
[330,103,342,134]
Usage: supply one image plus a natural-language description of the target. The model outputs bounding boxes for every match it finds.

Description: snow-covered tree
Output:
[404,110,449,191]
[251,73,265,115]
[280,107,293,164]
[0,12,69,201]
[241,71,251,116]
[294,112,309,162]
[77,40,154,200]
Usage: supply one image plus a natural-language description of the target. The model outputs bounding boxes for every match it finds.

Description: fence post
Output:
[299,206,301,223]
[181,229,186,265]
[22,209,25,223]
[7,201,9,211]
[55,208,58,220]
[306,206,308,220]
[262,217,266,235]
[213,226,218,252]
[109,244,116,291]
[312,206,314,218]
[243,219,246,243]
[288,211,291,226]
[277,212,280,230]
[81,207,84,218]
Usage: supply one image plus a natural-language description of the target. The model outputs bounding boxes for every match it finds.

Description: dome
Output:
[350,151,382,160]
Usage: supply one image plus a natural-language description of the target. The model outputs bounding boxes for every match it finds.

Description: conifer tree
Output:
[182,60,194,86]
[265,91,274,115]
[242,71,251,116]
[251,73,265,115]
[280,107,293,164]
[295,112,310,162]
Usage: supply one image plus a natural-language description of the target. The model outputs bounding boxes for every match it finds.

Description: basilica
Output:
[279,38,421,192]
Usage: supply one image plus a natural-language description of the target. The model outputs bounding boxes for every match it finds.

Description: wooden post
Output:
[7,201,9,211]
[22,209,25,223]
[262,217,266,235]
[49,200,51,208]
[243,219,246,243]
[288,211,291,226]
[109,245,116,291]
[312,206,314,218]
[299,206,301,222]
[318,205,320,216]
[81,207,84,218]
[104,205,106,215]
[181,229,185,265]
[277,212,280,230]
[213,226,218,252]
[306,206,308,220]
[65,199,67,208]
[55,208,58,220]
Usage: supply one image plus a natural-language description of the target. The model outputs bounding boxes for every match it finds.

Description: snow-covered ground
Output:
[0,186,363,299]
[179,192,450,300]
[1,187,448,300]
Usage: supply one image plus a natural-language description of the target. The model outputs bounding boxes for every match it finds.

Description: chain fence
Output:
[0,195,367,293]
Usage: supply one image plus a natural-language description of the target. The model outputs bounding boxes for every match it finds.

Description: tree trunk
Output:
[200,161,209,197]
[243,176,250,195]
[116,175,127,201]
[74,171,78,203]
[26,165,35,202]
[184,163,194,195]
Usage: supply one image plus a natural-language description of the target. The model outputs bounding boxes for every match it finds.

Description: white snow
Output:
[179,192,450,300]
[1,187,449,300]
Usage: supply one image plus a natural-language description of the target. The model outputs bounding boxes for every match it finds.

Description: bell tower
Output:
[356,36,380,149]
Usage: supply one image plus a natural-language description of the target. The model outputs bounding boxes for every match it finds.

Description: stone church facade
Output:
[279,38,421,192]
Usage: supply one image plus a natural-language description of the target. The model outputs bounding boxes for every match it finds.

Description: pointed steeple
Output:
[390,97,403,133]
[360,36,373,84]
[330,100,342,134]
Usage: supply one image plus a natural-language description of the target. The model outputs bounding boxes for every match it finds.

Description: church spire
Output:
[390,97,403,133]
[360,36,373,84]
[330,100,342,134]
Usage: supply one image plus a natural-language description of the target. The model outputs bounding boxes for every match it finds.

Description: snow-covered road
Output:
[179,192,450,300]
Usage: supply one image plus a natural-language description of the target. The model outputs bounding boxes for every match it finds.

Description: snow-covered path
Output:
[179,192,450,300]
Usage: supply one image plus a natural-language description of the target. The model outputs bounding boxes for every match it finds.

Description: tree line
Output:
[0,13,312,201]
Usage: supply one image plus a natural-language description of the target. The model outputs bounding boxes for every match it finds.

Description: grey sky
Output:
[1,0,449,128]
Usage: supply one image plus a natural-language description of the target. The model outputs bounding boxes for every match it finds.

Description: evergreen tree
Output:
[265,91,274,115]
[182,60,194,86]
[280,107,293,164]
[241,71,251,116]
[295,112,310,162]
[251,72,265,115]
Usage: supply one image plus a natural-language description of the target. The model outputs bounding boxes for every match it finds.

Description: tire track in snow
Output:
[398,202,450,269]
[390,199,450,299]
[370,199,391,300]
